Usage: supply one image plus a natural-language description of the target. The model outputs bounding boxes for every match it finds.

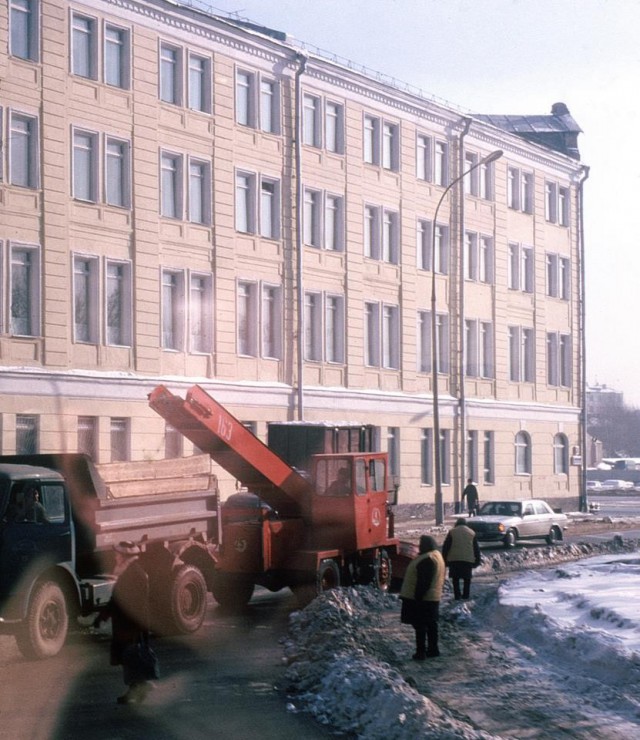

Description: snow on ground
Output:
[282,535,640,739]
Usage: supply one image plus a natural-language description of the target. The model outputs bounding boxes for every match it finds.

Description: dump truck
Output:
[0,453,219,659]
[148,384,413,608]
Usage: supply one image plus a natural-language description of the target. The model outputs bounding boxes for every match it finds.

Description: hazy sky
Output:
[205,0,640,404]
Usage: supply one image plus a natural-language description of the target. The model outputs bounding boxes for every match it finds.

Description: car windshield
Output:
[479,502,521,517]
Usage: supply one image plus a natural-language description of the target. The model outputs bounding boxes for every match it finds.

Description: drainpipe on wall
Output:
[294,53,307,421]
[457,116,472,511]
[577,164,590,512]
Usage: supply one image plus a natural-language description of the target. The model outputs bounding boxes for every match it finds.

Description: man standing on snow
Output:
[461,479,479,516]
[442,517,481,600]
[399,535,445,660]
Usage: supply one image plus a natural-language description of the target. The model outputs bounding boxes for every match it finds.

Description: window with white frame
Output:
[190,273,213,353]
[382,305,400,369]
[304,291,322,361]
[10,0,39,61]
[508,326,534,382]
[71,16,130,89]
[104,24,129,88]
[303,189,321,247]
[160,151,211,223]
[77,416,98,459]
[325,101,344,154]
[110,417,129,462]
[236,68,279,133]
[364,302,380,367]
[304,291,344,364]
[235,170,279,237]
[465,319,493,378]
[416,133,432,181]
[9,111,39,188]
[439,429,451,484]
[160,43,180,104]
[106,137,130,207]
[324,194,344,251]
[546,253,570,299]
[558,186,570,226]
[553,433,569,474]
[10,244,40,337]
[483,431,495,484]
[365,205,380,259]
[421,428,433,485]
[188,52,211,113]
[325,294,345,363]
[507,243,534,292]
[72,129,130,207]
[237,281,258,356]
[479,158,493,200]
[363,114,399,170]
[417,309,449,374]
[515,431,531,474]
[106,260,131,346]
[387,427,400,478]
[303,94,321,147]
[72,13,96,79]
[237,280,282,359]
[165,422,183,459]
[72,129,98,202]
[363,206,399,264]
[547,332,571,387]
[261,284,282,359]
[545,182,570,225]
[382,210,399,264]
[507,166,533,213]
[464,151,495,200]
[161,269,213,353]
[466,430,478,483]
[73,255,99,343]
[16,414,39,454]
[417,220,449,273]
[434,140,448,186]
[161,270,184,350]
[159,43,211,112]
[478,235,494,283]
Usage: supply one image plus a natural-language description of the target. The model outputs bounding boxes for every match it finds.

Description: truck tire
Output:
[211,572,255,609]
[15,581,69,659]
[165,564,207,634]
[374,550,392,592]
[317,559,340,591]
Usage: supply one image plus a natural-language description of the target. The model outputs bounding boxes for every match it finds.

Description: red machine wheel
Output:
[317,560,340,592]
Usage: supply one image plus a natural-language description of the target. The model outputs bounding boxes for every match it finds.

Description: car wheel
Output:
[546,527,562,546]
[503,529,517,549]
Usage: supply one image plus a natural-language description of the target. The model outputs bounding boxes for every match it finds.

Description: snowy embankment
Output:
[283,536,640,739]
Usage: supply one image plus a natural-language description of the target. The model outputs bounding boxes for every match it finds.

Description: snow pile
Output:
[283,587,502,739]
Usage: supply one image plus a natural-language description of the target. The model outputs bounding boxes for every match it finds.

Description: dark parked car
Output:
[465,499,568,548]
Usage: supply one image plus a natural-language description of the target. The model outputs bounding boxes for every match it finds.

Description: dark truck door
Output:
[0,482,72,614]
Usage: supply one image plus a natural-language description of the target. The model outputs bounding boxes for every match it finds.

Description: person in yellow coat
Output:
[399,535,445,660]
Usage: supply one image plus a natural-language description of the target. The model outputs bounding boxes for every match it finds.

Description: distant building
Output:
[0,0,587,509]
[586,383,624,423]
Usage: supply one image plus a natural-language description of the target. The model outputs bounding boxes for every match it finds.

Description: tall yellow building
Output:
[0,0,587,510]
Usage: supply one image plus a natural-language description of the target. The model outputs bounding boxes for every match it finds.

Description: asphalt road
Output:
[0,590,333,740]
[589,493,640,518]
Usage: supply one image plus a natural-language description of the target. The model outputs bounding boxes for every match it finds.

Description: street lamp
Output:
[431,148,503,525]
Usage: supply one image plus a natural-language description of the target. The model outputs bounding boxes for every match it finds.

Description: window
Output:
[387,428,399,478]
[188,53,211,113]
[546,253,570,299]
[261,284,282,359]
[464,151,495,200]
[304,292,321,361]
[515,431,531,474]
[325,294,345,363]
[364,206,399,264]
[110,418,129,462]
[558,187,570,226]
[190,273,213,353]
[465,232,493,283]
[236,68,279,133]
[161,269,213,353]
[237,280,282,359]
[465,320,493,378]
[160,43,181,104]
[363,114,399,170]
[508,243,534,292]
[77,416,98,459]
[16,414,38,454]
[72,130,97,202]
[159,44,211,112]
[165,423,183,459]
[545,182,571,226]
[417,311,451,374]
[10,0,38,61]
[72,130,130,207]
[72,13,96,79]
[483,431,494,484]
[554,433,569,474]
[106,260,131,346]
[439,429,451,484]
[11,245,39,336]
[303,94,321,147]
[9,112,38,188]
[507,167,533,213]
[106,138,130,207]
[416,134,432,181]
[508,326,534,383]
[304,291,344,364]
[161,152,211,223]
[325,195,344,251]
[235,170,280,237]
[466,430,478,483]
[73,255,99,343]
[325,102,344,154]
[421,429,433,485]
[161,270,184,350]
[417,220,449,272]
[434,140,448,186]
[547,332,571,387]
[303,189,320,247]
[104,24,129,88]
[237,281,257,356]
[365,302,399,370]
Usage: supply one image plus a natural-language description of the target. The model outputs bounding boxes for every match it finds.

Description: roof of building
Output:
[473,103,582,159]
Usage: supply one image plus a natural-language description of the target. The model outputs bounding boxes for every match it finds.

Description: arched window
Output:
[515,431,531,474]
[553,433,569,474]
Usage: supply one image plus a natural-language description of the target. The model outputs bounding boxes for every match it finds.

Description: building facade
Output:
[0,0,587,509]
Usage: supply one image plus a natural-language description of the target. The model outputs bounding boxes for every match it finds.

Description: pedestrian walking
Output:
[442,517,481,600]
[399,535,445,660]
[94,541,159,704]
[462,479,479,516]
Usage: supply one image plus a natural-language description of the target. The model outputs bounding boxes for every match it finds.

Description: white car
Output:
[601,479,634,492]
[586,480,602,490]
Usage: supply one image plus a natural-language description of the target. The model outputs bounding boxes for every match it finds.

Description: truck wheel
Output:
[211,572,255,609]
[166,565,207,634]
[374,550,392,592]
[317,560,340,592]
[15,581,69,659]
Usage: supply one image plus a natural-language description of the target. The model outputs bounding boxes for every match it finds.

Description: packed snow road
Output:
[283,535,640,739]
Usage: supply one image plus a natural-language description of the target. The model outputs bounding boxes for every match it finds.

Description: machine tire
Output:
[211,572,255,609]
[317,559,340,592]
[374,550,392,592]
[546,527,562,546]
[503,529,517,549]
[165,564,207,634]
[15,581,69,659]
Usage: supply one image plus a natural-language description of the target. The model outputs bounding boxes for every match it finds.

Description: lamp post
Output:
[431,148,503,525]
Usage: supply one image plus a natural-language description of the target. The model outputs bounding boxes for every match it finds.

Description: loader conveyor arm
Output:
[149,385,311,517]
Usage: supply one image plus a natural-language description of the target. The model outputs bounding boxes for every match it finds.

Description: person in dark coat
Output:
[95,541,157,704]
[461,479,479,515]
[399,535,445,660]
[442,517,481,600]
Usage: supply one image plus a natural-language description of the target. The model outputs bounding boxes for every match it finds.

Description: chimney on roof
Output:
[551,102,570,116]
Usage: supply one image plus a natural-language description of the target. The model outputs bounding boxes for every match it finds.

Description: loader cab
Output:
[310,453,390,551]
